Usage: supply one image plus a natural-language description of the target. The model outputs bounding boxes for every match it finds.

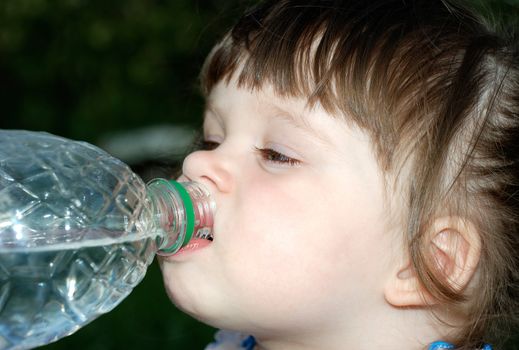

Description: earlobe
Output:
[384,217,481,308]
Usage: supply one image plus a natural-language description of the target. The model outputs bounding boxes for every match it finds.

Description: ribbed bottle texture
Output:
[0,130,214,350]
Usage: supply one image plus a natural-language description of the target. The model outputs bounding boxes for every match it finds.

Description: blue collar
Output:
[210,330,492,350]
[242,339,492,350]
[241,335,256,350]
[429,341,493,350]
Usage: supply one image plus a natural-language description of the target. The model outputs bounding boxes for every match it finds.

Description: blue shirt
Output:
[205,330,492,350]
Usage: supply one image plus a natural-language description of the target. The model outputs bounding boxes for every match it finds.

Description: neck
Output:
[253,305,446,350]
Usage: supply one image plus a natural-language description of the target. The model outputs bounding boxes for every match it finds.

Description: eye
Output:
[255,147,301,166]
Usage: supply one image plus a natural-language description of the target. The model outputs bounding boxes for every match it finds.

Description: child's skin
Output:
[158,77,471,349]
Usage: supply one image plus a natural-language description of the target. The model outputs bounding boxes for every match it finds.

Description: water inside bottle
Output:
[0,230,158,350]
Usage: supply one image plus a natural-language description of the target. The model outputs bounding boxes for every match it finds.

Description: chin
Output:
[171,292,230,329]
[159,265,218,323]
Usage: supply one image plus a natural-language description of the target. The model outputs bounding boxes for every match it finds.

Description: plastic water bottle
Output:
[0,129,214,350]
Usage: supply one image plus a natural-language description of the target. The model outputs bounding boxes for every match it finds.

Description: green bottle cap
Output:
[159,180,196,254]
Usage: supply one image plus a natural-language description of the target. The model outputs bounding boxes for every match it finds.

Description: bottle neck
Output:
[146,179,214,255]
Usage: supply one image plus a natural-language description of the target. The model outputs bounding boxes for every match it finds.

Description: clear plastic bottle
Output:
[0,130,214,350]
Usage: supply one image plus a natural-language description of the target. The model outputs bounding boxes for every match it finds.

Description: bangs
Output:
[199,0,477,131]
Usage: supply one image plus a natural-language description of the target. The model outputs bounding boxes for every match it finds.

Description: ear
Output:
[384,217,481,307]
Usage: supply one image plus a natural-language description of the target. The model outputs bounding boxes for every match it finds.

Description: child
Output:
[158,0,519,349]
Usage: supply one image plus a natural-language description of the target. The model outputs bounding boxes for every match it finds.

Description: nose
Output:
[181,149,234,193]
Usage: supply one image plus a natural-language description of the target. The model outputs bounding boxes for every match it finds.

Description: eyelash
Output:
[197,140,301,166]
[198,140,219,151]
[254,147,301,166]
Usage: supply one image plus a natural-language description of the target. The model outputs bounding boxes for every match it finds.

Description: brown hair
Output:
[200,0,519,348]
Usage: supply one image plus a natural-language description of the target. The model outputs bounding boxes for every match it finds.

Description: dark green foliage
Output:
[0,0,250,144]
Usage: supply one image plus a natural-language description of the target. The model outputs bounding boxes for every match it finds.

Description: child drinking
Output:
[159,0,519,349]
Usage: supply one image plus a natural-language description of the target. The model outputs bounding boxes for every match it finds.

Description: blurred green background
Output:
[0,0,518,349]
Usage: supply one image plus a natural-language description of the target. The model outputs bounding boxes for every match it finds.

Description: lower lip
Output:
[171,238,212,258]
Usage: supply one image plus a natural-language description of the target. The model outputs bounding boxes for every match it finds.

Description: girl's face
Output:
[159,79,398,338]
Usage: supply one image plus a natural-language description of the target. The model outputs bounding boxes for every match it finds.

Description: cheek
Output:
[223,177,380,305]
[235,173,385,256]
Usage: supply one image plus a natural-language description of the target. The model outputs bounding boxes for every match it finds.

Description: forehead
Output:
[205,79,326,131]
[206,79,311,116]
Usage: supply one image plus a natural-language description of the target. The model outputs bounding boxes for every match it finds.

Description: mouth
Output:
[169,229,213,258]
